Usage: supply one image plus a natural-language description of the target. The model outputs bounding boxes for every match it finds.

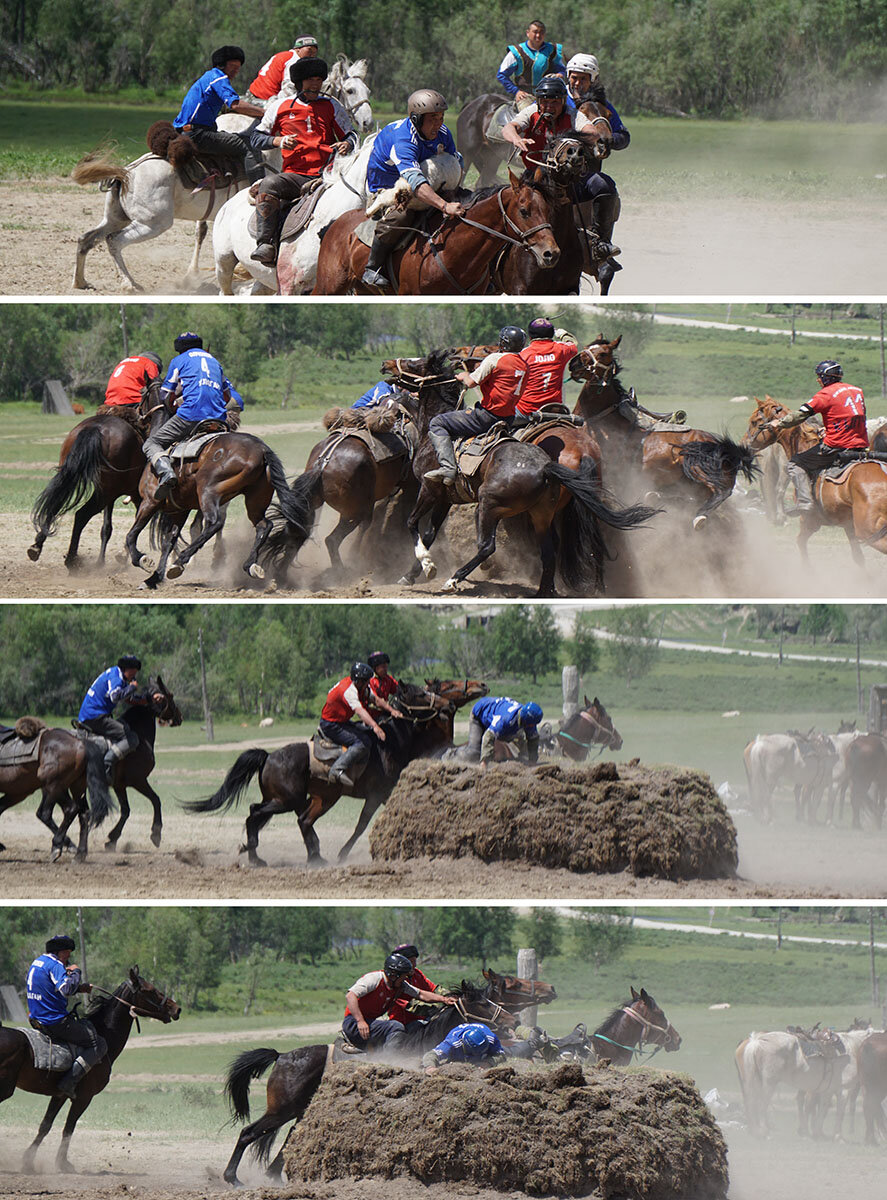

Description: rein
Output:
[455,994,509,1027]
[592,1006,671,1060]
[89,983,170,1032]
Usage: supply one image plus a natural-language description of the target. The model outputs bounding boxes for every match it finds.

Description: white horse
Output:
[212,133,376,295]
[735,1029,849,1138]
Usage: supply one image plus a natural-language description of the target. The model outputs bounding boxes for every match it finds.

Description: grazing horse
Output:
[221,975,529,1186]
[859,1031,887,1144]
[555,696,623,760]
[0,719,115,861]
[590,987,681,1066]
[573,336,758,529]
[743,396,887,565]
[0,968,180,1173]
[184,682,456,865]
[313,169,561,295]
[735,1028,848,1138]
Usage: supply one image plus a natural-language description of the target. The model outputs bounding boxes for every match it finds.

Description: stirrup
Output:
[361,267,391,290]
[250,243,277,265]
[424,466,456,483]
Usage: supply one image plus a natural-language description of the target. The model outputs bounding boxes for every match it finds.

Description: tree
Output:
[570,910,633,965]
[519,909,562,961]
[489,606,560,683]
[605,607,660,687]
[569,611,601,676]
[424,907,515,968]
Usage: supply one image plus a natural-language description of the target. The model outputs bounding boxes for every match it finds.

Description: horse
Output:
[220,974,533,1186]
[844,733,887,829]
[378,351,657,597]
[735,1027,848,1138]
[312,169,562,295]
[554,695,623,760]
[456,93,517,188]
[589,987,681,1066]
[121,397,315,590]
[859,1031,887,1144]
[743,396,887,564]
[0,967,180,1173]
[742,731,833,824]
[0,718,115,861]
[183,681,461,866]
[572,337,758,529]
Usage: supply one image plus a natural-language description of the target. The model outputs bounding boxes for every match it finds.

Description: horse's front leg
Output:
[443,497,501,591]
[141,510,186,590]
[402,492,450,584]
[338,793,384,862]
[64,492,107,569]
[21,1096,67,1172]
[796,511,822,563]
[137,780,163,847]
[125,495,163,570]
[166,496,224,577]
[56,1095,93,1173]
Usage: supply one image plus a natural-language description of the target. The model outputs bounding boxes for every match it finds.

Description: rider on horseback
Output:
[250,57,358,266]
[103,351,163,410]
[767,361,868,514]
[172,47,266,182]
[516,317,578,414]
[496,19,566,108]
[343,952,454,1052]
[361,90,465,290]
[320,662,397,787]
[468,696,544,766]
[386,944,441,1026]
[365,651,399,720]
[248,34,320,100]
[352,379,398,408]
[27,934,107,1100]
[78,655,163,781]
[424,326,528,485]
[143,333,244,502]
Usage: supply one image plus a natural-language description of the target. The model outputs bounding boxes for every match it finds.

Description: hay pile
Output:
[370,760,737,879]
[282,1061,729,1200]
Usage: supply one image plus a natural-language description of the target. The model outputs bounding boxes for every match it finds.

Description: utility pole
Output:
[119,303,129,358]
[776,907,783,949]
[870,908,878,1004]
[198,627,214,742]
[77,907,88,983]
[880,304,886,399]
[857,622,863,714]
[778,607,785,666]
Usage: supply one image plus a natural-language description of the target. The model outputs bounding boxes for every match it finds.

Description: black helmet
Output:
[528,317,555,340]
[815,360,842,381]
[350,662,374,684]
[367,651,390,669]
[45,934,76,953]
[174,331,203,353]
[118,655,142,671]
[384,952,413,979]
[211,45,245,69]
[290,57,329,87]
[498,326,526,353]
[535,76,568,100]
[138,351,163,370]
[393,943,419,958]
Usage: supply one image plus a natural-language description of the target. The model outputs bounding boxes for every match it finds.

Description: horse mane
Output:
[85,979,131,1021]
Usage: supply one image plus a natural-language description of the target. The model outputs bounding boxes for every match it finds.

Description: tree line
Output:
[2,0,884,118]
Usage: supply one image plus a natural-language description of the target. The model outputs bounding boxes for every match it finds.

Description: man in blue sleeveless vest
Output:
[497,20,566,108]
[468,696,544,766]
[142,332,244,502]
[27,934,108,1100]
[173,46,266,182]
[78,654,161,781]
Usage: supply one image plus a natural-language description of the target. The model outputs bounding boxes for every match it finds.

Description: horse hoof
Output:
[151,830,162,848]
[50,846,62,863]
[166,563,184,579]
[104,839,118,852]
[307,855,329,870]
[397,575,415,586]
[138,553,156,571]
[248,563,265,579]
[422,562,437,580]
[248,856,268,868]
[75,850,87,864]
[27,545,41,561]
[442,577,461,592]
[643,491,661,504]
[693,515,708,531]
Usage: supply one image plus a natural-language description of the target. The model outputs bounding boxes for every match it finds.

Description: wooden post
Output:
[870,909,878,1005]
[198,627,214,742]
[517,948,538,1028]
[77,906,88,984]
[857,623,863,714]
[562,665,579,721]
[119,303,129,359]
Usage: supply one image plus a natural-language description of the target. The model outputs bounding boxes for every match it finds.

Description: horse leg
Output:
[141,514,185,590]
[135,780,163,846]
[125,496,163,570]
[296,793,334,867]
[240,495,273,581]
[324,514,362,572]
[187,219,209,282]
[35,790,77,856]
[72,188,131,290]
[402,493,449,584]
[97,502,116,564]
[21,1096,67,1171]
[443,499,501,591]
[843,523,866,568]
[692,484,732,531]
[167,495,224,576]
[223,1108,293,1186]
[64,492,107,569]
[242,795,293,867]
[338,794,383,862]
[106,207,174,293]
[55,1095,92,1173]
[104,786,130,850]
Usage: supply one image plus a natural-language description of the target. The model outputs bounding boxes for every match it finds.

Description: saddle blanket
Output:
[0,731,44,767]
[247,180,326,244]
[169,431,225,462]
[21,1027,74,1073]
[819,458,887,486]
[483,103,516,144]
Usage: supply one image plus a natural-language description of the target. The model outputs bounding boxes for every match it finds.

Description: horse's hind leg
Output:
[187,220,209,283]
[104,787,130,850]
[223,1109,291,1186]
[692,486,732,530]
[325,514,361,572]
[443,500,501,591]
[106,208,174,293]
[73,194,131,291]
[64,493,107,568]
[242,794,293,867]
[137,780,163,847]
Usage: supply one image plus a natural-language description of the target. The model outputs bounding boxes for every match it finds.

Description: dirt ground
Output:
[2,178,886,296]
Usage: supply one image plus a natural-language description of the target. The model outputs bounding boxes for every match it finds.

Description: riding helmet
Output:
[118,655,143,671]
[138,351,163,370]
[384,952,413,978]
[45,934,76,953]
[534,76,568,100]
[566,54,600,81]
[174,331,203,353]
[528,317,555,340]
[367,651,390,669]
[292,36,318,49]
[498,326,527,353]
[350,662,374,684]
[815,360,842,381]
[407,89,448,129]
[462,1026,490,1051]
[290,57,329,87]
[393,943,419,959]
[211,46,245,68]
[520,702,544,725]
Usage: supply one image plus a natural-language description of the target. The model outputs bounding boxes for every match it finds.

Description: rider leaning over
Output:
[365,651,399,721]
[386,943,440,1026]
[172,46,266,183]
[102,351,163,410]
[250,58,357,266]
[424,326,528,485]
[78,654,163,780]
[320,662,397,787]
[362,91,465,290]
[516,317,579,414]
[767,360,868,514]
[342,952,454,1052]
[248,34,320,100]
[468,696,544,767]
[497,19,566,109]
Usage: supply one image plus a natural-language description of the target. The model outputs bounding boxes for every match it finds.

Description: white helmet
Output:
[566,54,600,81]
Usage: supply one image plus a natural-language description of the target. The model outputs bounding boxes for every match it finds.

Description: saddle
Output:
[787,1026,846,1060]
[145,121,244,193]
[95,403,150,437]
[331,1033,371,1063]
[515,407,583,444]
[452,422,518,500]
[818,456,887,486]
[0,718,45,766]
[247,179,327,245]
[21,1026,76,1073]
[167,426,227,463]
[308,731,369,786]
[483,103,517,144]
[316,407,418,472]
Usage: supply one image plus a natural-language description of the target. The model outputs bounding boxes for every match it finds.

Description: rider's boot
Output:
[151,455,177,503]
[54,1056,89,1101]
[361,233,394,290]
[591,194,622,261]
[250,195,281,265]
[786,461,816,514]
[328,744,368,789]
[423,430,457,484]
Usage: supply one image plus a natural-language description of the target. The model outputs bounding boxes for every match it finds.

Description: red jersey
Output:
[321,677,369,723]
[270,96,345,176]
[516,340,577,413]
[805,382,867,449]
[388,966,437,1024]
[344,970,418,1021]
[104,356,160,407]
[249,49,296,100]
[518,109,574,171]
[366,672,398,717]
[473,352,527,417]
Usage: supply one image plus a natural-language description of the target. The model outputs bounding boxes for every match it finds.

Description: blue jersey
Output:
[161,349,233,421]
[353,381,396,408]
[174,68,240,130]
[27,954,81,1025]
[78,665,138,721]
[366,118,461,193]
[497,41,566,97]
[471,696,537,741]
[431,1023,503,1062]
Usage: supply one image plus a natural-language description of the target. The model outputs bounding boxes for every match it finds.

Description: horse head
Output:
[482,967,557,1011]
[454,979,518,1031]
[742,395,792,450]
[504,168,560,269]
[427,678,490,707]
[324,55,372,130]
[585,696,623,751]
[837,719,857,734]
[576,99,614,159]
[569,334,622,388]
[630,986,681,1052]
[126,965,181,1023]
[152,674,183,727]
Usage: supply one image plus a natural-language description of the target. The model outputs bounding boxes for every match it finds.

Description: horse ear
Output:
[483,968,492,981]
[583,694,590,708]
[593,697,601,706]
[130,966,140,983]
[630,985,640,1000]
[533,166,544,184]
[612,335,622,348]
[507,167,521,190]
[640,988,651,1003]
[156,673,166,692]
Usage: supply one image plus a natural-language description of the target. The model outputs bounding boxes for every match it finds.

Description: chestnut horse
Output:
[556,695,623,760]
[743,395,887,565]
[312,169,560,295]
[572,335,758,529]
[590,987,682,1066]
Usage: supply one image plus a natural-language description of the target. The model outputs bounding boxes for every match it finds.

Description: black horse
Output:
[221,977,517,1186]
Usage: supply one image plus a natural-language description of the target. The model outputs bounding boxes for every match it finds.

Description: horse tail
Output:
[183,748,268,814]
[258,466,323,572]
[679,435,761,488]
[84,741,117,829]
[224,1047,280,1123]
[31,424,109,539]
[71,152,130,194]
[148,510,179,551]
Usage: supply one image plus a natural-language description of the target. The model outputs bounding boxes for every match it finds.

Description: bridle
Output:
[570,343,616,389]
[455,993,511,1028]
[558,706,620,755]
[91,979,176,1030]
[592,1001,675,1060]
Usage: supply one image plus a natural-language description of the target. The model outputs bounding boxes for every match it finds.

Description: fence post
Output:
[517,947,538,1028]
[562,665,579,722]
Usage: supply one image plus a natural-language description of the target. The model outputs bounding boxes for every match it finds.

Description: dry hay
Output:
[370,760,737,879]
[281,1060,729,1200]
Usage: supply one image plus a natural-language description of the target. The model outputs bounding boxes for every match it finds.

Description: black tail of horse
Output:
[84,740,117,828]
[259,466,323,571]
[224,1046,281,1122]
[679,435,760,488]
[183,748,268,814]
[264,448,316,542]
[31,424,107,539]
[544,458,659,591]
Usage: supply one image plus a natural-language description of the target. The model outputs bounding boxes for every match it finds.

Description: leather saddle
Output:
[248,178,327,244]
[311,730,343,763]
[819,453,887,486]
[22,1026,76,1073]
[454,421,518,480]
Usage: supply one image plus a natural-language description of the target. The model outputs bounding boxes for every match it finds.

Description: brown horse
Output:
[555,695,623,760]
[312,169,560,295]
[859,1031,887,1144]
[590,987,682,1066]
[0,968,180,1173]
[742,395,887,565]
[572,335,758,528]
[0,720,115,861]
[844,733,887,829]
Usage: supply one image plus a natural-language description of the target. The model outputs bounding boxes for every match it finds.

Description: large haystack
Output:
[282,1061,729,1200]
[370,760,737,879]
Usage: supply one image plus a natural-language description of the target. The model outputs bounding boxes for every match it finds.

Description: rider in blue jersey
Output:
[352,380,397,408]
[142,332,242,501]
[496,20,565,107]
[421,1023,505,1070]
[78,654,161,779]
[468,696,543,766]
[173,46,266,182]
[362,90,465,290]
[27,934,108,1100]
